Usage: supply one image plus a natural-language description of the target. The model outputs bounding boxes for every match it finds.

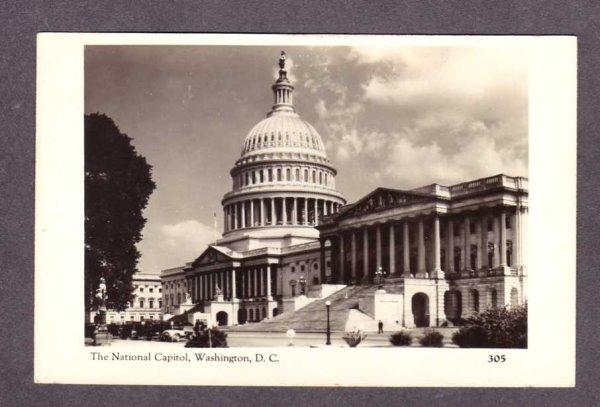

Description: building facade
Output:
[317,174,528,327]
[161,53,528,329]
[91,273,163,324]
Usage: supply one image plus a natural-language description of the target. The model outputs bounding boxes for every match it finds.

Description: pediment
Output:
[190,245,239,268]
[340,188,435,218]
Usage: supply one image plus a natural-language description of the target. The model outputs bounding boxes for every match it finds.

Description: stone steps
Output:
[231,285,383,333]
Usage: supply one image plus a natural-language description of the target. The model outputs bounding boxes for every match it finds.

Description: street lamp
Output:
[325,300,331,345]
[375,267,385,289]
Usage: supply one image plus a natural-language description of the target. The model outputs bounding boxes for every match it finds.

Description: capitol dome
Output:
[218,51,346,252]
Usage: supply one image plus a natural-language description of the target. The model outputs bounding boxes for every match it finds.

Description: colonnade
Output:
[321,206,527,284]
[224,197,341,232]
[191,265,275,302]
[234,165,334,189]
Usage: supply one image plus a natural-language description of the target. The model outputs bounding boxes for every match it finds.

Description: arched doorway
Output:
[444,290,462,323]
[216,311,228,326]
[412,293,430,327]
[238,309,246,324]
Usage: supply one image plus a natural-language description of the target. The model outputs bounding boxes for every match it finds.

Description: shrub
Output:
[419,329,444,347]
[185,326,228,348]
[85,323,96,338]
[389,331,412,346]
[342,329,367,347]
[452,304,527,348]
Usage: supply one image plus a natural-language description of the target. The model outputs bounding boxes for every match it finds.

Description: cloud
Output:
[137,219,217,273]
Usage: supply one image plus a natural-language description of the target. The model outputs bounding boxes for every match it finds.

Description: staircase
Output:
[231,284,386,333]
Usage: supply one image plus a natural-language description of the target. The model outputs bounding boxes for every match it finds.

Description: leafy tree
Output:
[452,304,527,348]
[85,113,156,313]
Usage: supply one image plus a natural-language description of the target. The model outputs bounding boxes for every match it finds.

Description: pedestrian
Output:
[378,320,383,334]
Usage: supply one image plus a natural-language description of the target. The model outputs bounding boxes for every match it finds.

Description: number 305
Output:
[488,355,506,363]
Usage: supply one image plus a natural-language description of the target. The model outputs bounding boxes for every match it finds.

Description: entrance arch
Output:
[216,311,228,326]
[411,293,430,327]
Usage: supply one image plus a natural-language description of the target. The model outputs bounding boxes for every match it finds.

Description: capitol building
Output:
[161,53,528,330]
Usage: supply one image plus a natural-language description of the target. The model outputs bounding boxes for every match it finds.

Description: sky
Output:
[85,44,529,275]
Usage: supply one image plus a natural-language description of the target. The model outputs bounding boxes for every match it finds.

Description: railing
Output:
[449,174,528,197]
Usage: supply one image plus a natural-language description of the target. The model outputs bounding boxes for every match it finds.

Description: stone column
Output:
[432,215,443,278]
[241,201,246,228]
[375,224,382,270]
[253,268,259,297]
[447,219,454,273]
[209,273,213,300]
[493,214,500,267]
[231,268,237,300]
[350,231,357,281]
[223,208,228,232]
[417,218,426,277]
[271,198,277,225]
[266,265,273,300]
[339,233,346,283]
[389,223,396,275]
[314,198,319,225]
[293,198,298,225]
[319,238,326,283]
[282,197,287,225]
[479,213,491,269]
[260,198,265,226]
[464,215,471,272]
[475,215,483,270]
[323,200,328,216]
[500,209,508,269]
[304,198,308,225]
[363,227,369,279]
[233,203,238,229]
[403,221,410,276]
[250,200,255,227]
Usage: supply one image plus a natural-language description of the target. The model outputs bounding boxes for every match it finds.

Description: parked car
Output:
[160,328,192,342]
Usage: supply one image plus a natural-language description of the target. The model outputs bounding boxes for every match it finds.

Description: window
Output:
[140,287,144,292]
[470,244,478,270]
[469,222,475,234]
[149,300,154,309]
[158,300,162,308]
[454,247,461,272]
[140,316,144,321]
[177,293,181,304]
[268,169,273,182]
[300,264,305,272]
[505,214,512,229]
[277,168,282,181]
[313,263,319,270]
[149,288,153,293]
[295,168,299,181]
[487,242,495,268]
[312,171,316,183]
[139,300,144,308]
[454,224,460,237]
[259,171,264,183]
[159,288,162,293]
[319,172,323,184]
[304,169,308,181]
[286,168,291,181]
[326,260,331,269]
[487,218,493,232]
[131,316,134,321]
[291,266,295,273]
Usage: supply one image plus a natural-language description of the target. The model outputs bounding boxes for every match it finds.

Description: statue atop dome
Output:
[279,51,286,70]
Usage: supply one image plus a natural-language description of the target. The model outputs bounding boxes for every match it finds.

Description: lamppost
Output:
[325,300,331,345]
[299,275,306,295]
[375,267,385,289]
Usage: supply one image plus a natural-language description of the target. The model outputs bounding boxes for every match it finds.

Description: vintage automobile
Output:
[160,328,192,342]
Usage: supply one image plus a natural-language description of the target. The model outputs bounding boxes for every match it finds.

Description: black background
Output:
[1,1,598,405]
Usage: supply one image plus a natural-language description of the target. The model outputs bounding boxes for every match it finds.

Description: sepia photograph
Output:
[84,44,528,349]
[35,34,575,386]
